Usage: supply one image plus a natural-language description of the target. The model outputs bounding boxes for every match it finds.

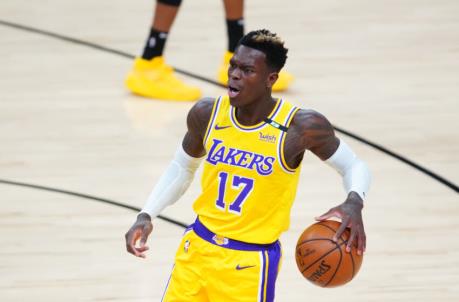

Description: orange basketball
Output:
[295,220,363,288]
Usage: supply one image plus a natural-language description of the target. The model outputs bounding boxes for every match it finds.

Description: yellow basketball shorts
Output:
[161,218,282,302]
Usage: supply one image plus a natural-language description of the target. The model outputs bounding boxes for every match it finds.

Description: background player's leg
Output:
[125,0,202,102]
[223,0,244,53]
[217,0,244,86]
[141,2,180,60]
[217,0,293,91]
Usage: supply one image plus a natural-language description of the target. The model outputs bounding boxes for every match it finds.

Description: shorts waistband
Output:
[191,218,279,251]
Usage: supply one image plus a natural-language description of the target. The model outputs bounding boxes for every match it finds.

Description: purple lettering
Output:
[206,139,275,175]
[223,148,244,165]
[248,154,264,170]
[206,139,223,165]
[257,157,275,175]
[237,151,253,167]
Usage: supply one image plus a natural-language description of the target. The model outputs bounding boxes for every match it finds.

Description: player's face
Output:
[227,45,278,107]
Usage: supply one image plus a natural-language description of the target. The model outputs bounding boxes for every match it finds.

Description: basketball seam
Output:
[316,222,346,245]
[300,240,347,274]
[297,238,336,247]
[324,243,343,287]
[317,222,357,281]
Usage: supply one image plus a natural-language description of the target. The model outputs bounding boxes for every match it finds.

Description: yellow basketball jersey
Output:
[193,96,302,244]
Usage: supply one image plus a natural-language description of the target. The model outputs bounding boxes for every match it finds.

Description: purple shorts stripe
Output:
[259,251,267,302]
[265,242,282,302]
[192,218,279,251]
[160,265,174,302]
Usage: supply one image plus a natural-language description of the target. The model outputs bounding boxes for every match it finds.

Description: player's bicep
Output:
[309,131,339,161]
[182,130,205,158]
[182,98,214,158]
[297,110,339,161]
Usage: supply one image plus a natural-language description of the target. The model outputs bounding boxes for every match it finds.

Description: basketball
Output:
[295,220,363,288]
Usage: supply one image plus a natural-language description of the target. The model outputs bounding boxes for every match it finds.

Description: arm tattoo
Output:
[182,98,215,157]
[287,109,339,162]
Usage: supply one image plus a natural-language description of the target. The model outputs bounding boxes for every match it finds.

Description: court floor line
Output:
[0,20,225,88]
[0,178,189,228]
[0,19,457,193]
[334,126,458,193]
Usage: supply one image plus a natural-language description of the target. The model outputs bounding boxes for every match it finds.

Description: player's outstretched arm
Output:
[125,98,215,258]
[291,109,370,256]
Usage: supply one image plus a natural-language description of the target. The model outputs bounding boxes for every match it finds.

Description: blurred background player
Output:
[125,0,294,101]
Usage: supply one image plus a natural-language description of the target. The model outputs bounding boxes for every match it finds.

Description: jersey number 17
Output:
[216,172,254,215]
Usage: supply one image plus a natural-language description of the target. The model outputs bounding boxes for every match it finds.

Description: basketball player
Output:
[125,0,294,101]
[125,29,371,301]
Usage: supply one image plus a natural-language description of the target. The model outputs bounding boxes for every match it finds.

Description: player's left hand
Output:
[315,191,365,255]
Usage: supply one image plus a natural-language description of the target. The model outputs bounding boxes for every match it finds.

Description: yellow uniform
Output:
[162,96,301,302]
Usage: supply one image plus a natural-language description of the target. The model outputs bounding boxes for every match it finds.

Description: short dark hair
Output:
[237,29,288,72]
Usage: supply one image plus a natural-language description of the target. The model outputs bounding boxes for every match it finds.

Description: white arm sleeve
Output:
[325,140,371,200]
[140,145,204,218]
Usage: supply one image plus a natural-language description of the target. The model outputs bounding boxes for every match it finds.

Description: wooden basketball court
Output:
[1,0,458,301]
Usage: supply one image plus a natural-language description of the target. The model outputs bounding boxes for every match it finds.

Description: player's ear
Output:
[267,72,279,89]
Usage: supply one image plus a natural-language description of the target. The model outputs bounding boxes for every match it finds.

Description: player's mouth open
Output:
[228,86,240,98]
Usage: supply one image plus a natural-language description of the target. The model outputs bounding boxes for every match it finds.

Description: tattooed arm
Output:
[182,97,215,157]
[285,109,367,255]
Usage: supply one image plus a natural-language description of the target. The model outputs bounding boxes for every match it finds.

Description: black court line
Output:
[334,127,458,193]
[0,19,457,194]
[0,178,189,229]
[0,20,225,88]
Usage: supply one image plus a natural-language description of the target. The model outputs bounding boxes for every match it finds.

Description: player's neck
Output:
[235,95,277,126]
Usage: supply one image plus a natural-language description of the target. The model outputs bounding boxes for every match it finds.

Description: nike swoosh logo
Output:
[214,124,231,130]
[236,264,256,270]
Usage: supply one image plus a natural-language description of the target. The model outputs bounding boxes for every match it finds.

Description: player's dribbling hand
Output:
[315,191,366,256]
[125,212,153,258]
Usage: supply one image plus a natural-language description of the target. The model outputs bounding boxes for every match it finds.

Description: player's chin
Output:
[228,94,243,107]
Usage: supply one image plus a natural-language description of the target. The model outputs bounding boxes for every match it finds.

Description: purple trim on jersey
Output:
[277,130,293,173]
[259,251,267,302]
[230,99,283,132]
[277,107,298,173]
[265,242,282,302]
[272,99,283,119]
[193,218,279,251]
[203,96,222,145]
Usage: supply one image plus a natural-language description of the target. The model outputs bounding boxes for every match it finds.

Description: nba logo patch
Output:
[184,240,190,253]
[212,234,229,246]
